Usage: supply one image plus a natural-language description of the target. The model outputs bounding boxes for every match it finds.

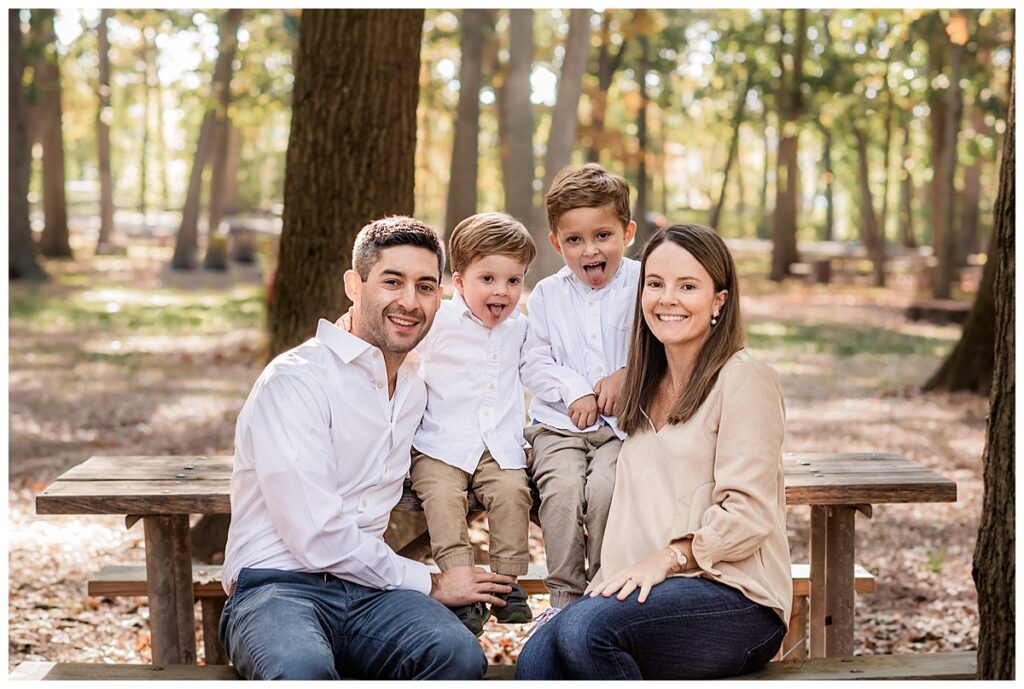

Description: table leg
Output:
[143,515,197,664]
[808,505,857,658]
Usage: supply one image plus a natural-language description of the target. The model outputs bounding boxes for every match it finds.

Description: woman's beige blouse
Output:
[588,349,793,625]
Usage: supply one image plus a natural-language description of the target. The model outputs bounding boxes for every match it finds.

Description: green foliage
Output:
[746,320,955,358]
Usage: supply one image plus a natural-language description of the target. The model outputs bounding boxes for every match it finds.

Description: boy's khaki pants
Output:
[525,423,621,609]
[410,450,531,576]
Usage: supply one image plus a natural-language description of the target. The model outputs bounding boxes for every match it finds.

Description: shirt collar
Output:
[315,318,372,364]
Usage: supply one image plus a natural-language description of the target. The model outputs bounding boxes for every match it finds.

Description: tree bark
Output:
[926,14,950,295]
[204,17,242,268]
[898,112,917,248]
[268,9,424,359]
[853,126,886,287]
[222,124,242,217]
[933,38,964,298]
[171,9,243,270]
[770,9,805,280]
[9,9,47,281]
[542,8,591,194]
[444,9,486,238]
[588,11,627,164]
[816,121,835,242]
[497,11,542,259]
[33,9,72,259]
[95,9,116,253]
[972,53,1014,680]
[709,73,750,231]
[959,110,985,262]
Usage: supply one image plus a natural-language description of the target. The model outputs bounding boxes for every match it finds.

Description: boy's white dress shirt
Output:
[413,292,529,473]
[222,319,432,596]
[520,257,640,439]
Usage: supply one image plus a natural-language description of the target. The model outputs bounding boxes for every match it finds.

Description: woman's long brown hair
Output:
[617,224,745,435]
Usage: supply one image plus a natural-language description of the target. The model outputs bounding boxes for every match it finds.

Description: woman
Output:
[516,224,791,680]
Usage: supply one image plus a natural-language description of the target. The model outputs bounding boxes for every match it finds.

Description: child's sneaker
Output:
[451,601,491,637]
[524,606,561,637]
[492,582,533,623]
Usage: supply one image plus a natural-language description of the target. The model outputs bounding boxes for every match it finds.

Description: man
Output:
[219,216,513,680]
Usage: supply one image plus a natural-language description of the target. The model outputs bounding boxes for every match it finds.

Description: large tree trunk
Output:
[542,8,590,193]
[171,9,243,270]
[972,54,1014,680]
[268,9,423,358]
[709,73,750,231]
[34,9,72,259]
[498,11,541,262]
[444,8,486,238]
[933,36,964,298]
[587,11,627,164]
[898,112,917,248]
[632,33,652,252]
[769,9,804,280]
[95,9,117,253]
[9,9,47,281]
[853,127,887,287]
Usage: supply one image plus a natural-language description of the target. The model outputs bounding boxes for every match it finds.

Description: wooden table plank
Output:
[36,481,231,515]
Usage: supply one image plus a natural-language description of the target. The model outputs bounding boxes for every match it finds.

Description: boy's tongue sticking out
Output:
[582,260,607,287]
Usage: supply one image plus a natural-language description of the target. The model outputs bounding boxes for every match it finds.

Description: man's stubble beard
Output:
[357,304,432,356]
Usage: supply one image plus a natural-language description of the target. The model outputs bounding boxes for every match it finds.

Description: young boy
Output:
[520,164,639,619]
[410,212,538,637]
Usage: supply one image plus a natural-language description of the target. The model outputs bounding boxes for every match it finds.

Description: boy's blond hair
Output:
[544,163,632,233]
[448,212,537,274]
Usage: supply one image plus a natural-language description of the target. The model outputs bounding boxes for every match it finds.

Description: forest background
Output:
[7,7,1015,676]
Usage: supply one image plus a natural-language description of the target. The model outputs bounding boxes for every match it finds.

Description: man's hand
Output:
[429,565,513,608]
[568,394,598,430]
[335,306,355,333]
[594,367,627,417]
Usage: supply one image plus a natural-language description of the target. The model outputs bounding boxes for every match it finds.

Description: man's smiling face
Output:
[347,245,442,355]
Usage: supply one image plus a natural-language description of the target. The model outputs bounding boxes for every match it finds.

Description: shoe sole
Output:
[495,612,533,624]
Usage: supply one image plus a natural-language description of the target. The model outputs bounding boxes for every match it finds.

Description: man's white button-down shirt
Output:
[413,292,529,473]
[520,258,640,439]
[222,319,432,596]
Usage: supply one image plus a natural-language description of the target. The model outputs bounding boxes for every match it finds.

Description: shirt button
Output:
[373,351,379,358]
[376,382,384,389]
[489,383,496,390]
[484,410,491,416]
[590,333,597,340]
[361,499,368,508]
[490,353,497,360]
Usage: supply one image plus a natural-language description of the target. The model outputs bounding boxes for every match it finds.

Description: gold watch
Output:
[667,543,688,572]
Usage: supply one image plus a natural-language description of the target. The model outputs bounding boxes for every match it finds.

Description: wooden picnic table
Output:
[36,452,956,664]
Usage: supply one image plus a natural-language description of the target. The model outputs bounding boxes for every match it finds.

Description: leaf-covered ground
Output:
[8,243,983,670]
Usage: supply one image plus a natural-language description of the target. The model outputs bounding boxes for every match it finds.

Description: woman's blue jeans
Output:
[219,568,487,680]
[515,576,785,680]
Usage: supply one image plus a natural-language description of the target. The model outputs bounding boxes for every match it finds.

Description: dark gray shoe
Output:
[492,582,533,624]
[451,601,490,637]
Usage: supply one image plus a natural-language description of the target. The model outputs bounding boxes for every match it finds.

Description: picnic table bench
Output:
[35,452,956,666]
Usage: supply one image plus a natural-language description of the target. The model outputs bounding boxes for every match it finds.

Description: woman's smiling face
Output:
[641,241,728,351]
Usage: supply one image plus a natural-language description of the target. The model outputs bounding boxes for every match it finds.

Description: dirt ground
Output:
[8,242,985,669]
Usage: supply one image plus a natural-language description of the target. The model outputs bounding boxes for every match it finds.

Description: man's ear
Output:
[547,231,563,257]
[343,269,362,305]
[623,220,638,247]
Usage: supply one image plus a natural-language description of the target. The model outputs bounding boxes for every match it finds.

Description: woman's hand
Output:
[590,547,678,604]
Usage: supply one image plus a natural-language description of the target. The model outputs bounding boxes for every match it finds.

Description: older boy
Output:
[220,216,513,680]
[410,212,537,636]
[521,164,639,618]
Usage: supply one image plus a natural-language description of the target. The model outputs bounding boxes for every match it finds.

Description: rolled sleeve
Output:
[684,361,786,569]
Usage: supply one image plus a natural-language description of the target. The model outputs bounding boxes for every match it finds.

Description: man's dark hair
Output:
[352,216,445,280]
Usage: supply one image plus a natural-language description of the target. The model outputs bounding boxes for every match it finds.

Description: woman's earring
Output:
[711,311,719,326]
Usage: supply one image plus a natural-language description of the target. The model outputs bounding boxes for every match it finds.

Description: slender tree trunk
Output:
[879,55,894,244]
[34,9,72,259]
[498,11,540,250]
[205,24,242,269]
[853,126,886,287]
[959,110,985,262]
[9,9,47,281]
[445,8,486,237]
[171,8,243,270]
[898,113,917,248]
[139,36,152,226]
[95,9,116,253]
[157,77,171,210]
[770,9,804,280]
[588,11,627,164]
[709,73,750,230]
[222,124,242,217]
[758,110,772,239]
[268,8,424,358]
[926,15,950,293]
[972,53,1014,680]
[632,33,652,252]
[659,116,671,218]
[933,38,964,298]
[817,122,835,241]
[542,8,591,193]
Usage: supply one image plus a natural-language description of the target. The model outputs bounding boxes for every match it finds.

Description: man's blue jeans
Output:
[515,576,785,680]
[219,568,487,680]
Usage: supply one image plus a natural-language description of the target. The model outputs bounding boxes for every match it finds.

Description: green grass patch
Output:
[746,320,956,358]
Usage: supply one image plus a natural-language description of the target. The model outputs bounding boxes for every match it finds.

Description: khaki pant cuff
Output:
[435,550,475,571]
[549,592,582,609]
[488,556,530,576]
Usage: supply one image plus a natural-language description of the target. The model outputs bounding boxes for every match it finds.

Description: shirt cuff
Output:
[399,558,433,596]
[561,378,595,408]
